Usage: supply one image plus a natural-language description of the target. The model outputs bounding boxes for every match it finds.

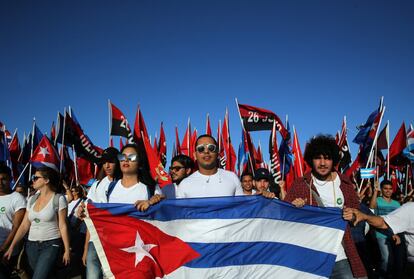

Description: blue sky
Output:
[1,1,413,162]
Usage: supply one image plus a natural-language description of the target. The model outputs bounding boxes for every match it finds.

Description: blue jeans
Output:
[86,241,103,279]
[377,237,393,278]
[26,238,61,279]
[330,259,355,279]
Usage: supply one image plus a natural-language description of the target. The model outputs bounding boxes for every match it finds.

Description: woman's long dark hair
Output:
[35,166,61,193]
[121,144,156,196]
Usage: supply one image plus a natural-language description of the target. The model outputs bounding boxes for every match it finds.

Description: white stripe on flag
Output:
[144,218,344,255]
[165,264,327,279]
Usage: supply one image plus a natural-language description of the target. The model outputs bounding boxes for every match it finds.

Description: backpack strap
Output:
[53,193,60,213]
[68,198,83,219]
[106,180,119,202]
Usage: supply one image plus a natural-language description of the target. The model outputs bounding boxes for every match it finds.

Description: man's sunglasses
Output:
[196,144,218,153]
[31,175,44,182]
[117,154,138,162]
[169,166,185,172]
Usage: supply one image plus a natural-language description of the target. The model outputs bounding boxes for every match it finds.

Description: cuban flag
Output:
[86,196,346,279]
[360,167,377,179]
[403,130,414,162]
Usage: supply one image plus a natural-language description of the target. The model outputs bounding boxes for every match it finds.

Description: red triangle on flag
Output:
[88,204,200,279]
[30,135,60,172]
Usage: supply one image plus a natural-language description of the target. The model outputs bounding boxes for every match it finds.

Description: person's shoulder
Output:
[180,171,200,184]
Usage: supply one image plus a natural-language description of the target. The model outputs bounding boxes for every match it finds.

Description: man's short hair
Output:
[171,154,195,170]
[0,164,12,178]
[304,134,340,167]
[380,179,393,189]
[195,134,218,148]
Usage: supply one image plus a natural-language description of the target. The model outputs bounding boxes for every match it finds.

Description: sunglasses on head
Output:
[169,166,185,172]
[31,175,43,182]
[196,143,217,153]
[117,154,138,162]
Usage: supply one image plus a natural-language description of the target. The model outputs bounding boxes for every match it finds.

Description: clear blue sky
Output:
[1,1,413,162]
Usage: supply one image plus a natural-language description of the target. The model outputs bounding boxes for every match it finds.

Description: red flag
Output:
[292,127,307,178]
[77,156,95,185]
[133,105,149,144]
[205,114,212,136]
[30,136,60,172]
[142,133,172,188]
[9,132,21,180]
[190,129,197,161]
[174,127,181,157]
[217,121,226,169]
[158,123,167,167]
[389,123,407,164]
[109,136,114,148]
[222,110,236,172]
[180,120,191,157]
[109,102,134,143]
[50,121,56,144]
[255,143,265,169]
[119,137,124,150]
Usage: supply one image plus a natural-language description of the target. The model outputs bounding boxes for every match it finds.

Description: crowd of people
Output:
[0,134,413,278]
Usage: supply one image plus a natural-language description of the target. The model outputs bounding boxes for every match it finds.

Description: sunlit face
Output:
[241,175,253,192]
[120,147,139,175]
[381,184,393,199]
[312,154,333,179]
[194,137,218,171]
[31,171,48,190]
[254,178,269,192]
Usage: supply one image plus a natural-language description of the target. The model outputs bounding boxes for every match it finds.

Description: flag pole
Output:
[13,162,30,190]
[108,99,112,146]
[72,144,79,185]
[358,106,386,192]
[28,118,36,180]
[235,98,255,176]
[60,108,67,174]
[387,120,390,180]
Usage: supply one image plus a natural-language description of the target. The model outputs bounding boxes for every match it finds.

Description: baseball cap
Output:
[100,147,120,163]
[254,168,270,181]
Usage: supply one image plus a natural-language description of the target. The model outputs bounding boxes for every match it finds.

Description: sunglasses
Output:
[196,143,218,153]
[169,166,185,172]
[117,154,138,162]
[31,175,44,182]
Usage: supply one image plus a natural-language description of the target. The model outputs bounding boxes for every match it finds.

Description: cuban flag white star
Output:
[39,146,50,158]
[121,231,157,267]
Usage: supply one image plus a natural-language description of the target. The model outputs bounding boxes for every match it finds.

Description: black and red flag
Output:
[109,101,134,143]
[337,117,352,172]
[237,103,288,139]
[63,109,103,163]
[158,122,167,167]
[269,121,282,185]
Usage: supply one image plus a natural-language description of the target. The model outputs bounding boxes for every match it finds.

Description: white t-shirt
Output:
[0,192,26,250]
[27,194,67,241]
[313,174,346,262]
[87,176,112,203]
[383,202,414,263]
[108,181,161,204]
[176,169,243,198]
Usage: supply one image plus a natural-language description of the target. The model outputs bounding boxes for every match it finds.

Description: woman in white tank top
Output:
[5,166,70,279]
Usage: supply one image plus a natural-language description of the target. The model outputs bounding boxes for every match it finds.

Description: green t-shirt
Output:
[375,197,400,239]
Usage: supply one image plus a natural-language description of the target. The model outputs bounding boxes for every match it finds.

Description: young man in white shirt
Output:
[0,165,26,278]
[176,135,244,198]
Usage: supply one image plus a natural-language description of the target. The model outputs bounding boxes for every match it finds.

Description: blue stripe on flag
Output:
[185,241,335,278]
[91,196,346,231]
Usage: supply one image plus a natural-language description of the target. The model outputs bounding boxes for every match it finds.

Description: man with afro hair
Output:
[284,135,366,279]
